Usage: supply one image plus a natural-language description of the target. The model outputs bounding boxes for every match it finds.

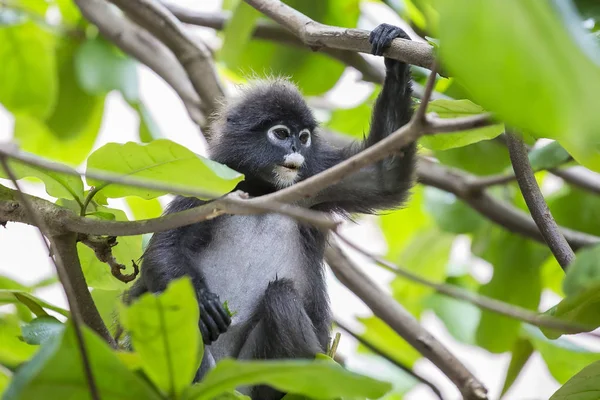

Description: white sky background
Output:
[0,1,572,399]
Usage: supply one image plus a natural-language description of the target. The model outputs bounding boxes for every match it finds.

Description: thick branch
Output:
[506,133,575,269]
[243,0,436,71]
[417,158,600,250]
[73,0,205,127]
[550,167,600,195]
[325,241,488,400]
[108,0,224,118]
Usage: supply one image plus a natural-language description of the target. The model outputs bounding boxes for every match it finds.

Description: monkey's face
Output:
[264,123,312,188]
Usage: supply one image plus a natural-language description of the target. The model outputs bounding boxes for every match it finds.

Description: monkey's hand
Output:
[369,23,411,71]
[198,289,231,345]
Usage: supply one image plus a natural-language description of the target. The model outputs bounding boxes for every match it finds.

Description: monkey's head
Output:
[208,78,320,189]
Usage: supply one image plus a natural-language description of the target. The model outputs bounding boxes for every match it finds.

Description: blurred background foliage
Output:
[2,0,600,399]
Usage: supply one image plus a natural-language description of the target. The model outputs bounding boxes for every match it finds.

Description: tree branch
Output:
[417,158,600,250]
[242,0,436,71]
[336,233,594,335]
[325,241,488,400]
[506,132,575,269]
[108,0,225,119]
[334,319,445,400]
[73,0,206,127]
[78,234,139,283]
[550,167,600,196]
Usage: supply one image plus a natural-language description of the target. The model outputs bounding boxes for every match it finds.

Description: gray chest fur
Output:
[196,213,309,359]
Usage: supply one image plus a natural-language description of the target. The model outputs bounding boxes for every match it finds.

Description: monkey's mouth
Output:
[280,163,300,171]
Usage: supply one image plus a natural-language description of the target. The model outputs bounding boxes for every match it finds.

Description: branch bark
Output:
[325,241,488,400]
[73,0,206,127]
[506,133,575,269]
[242,0,436,71]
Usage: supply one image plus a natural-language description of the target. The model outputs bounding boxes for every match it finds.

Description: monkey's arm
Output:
[138,196,231,345]
[314,24,416,214]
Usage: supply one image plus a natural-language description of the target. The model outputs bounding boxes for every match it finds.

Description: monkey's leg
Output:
[238,279,322,400]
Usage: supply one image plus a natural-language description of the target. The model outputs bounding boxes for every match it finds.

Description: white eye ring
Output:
[299,129,311,147]
[267,125,290,142]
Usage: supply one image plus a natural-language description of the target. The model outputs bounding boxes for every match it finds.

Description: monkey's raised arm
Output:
[313,24,417,214]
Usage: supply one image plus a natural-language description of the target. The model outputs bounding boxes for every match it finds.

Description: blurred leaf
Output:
[15,37,107,166]
[379,186,432,262]
[90,289,121,335]
[0,314,37,368]
[220,1,260,65]
[75,36,139,102]
[119,277,202,398]
[419,99,504,150]
[437,0,600,172]
[0,21,57,118]
[0,366,10,397]
[542,281,600,339]
[475,229,548,352]
[326,90,378,140]
[86,140,243,199]
[129,101,163,143]
[500,337,534,397]
[525,325,600,384]
[428,274,480,344]
[3,322,162,400]
[434,139,511,175]
[549,360,600,400]
[184,358,391,400]
[0,276,32,321]
[549,187,600,236]
[223,0,359,96]
[0,150,84,201]
[541,255,565,296]
[528,141,572,171]
[21,316,64,345]
[423,186,485,234]
[15,0,49,15]
[391,229,453,316]
[575,0,600,20]
[126,196,163,220]
[0,290,69,318]
[77,206,141,290]
[55,0,82,24]
[563,244,600,296]
[357,316,421,367]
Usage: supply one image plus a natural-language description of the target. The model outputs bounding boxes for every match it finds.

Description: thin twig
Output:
[506,132,575,269]
[413,62,438,123]
[550,167,600,195]
[0,157,103,400]
[336,233,594,335]
[334,319,445,400]
[325,240,488,400]
[78,234,140,283]
[108,0,224,119]
[243,0,436,71]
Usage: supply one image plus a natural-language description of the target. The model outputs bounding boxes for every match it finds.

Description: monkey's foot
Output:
[198,289,232,345]
[369,23,411,57]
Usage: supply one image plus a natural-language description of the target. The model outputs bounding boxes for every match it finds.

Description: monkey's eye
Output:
[268,125,291,141]
[299,129,311,146]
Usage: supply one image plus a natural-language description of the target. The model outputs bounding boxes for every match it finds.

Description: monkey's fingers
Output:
[199,303,221,343]
[199,320,213,345]
[206,301,230,332]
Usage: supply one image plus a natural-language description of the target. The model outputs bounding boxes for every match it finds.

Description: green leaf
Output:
[0,365,10,398]
[563,244,600,297]
[549,360,600,400]
[419,99,504,150]
[437,0,600,172]
[525,325,600,385]
[126,196,163,220]
[423,186,485,234]
[56,0,82,24]
[21,316,64,345]
[0,314,37,368]
[90,289,121,336]
[0,150,84,201]
[0,21,57,118]
[549,187,600,236]
[326,90,378,140]
[129,101,163,143]
[542,281,600,339]
[86,140,243,199]
[0,290,70,318]
[500,337,534,396]
[220,1,260,65]
[16,37,107,166]
[3,322,162,400]
[184,358,391,400]
[475,229,548,352]
[77,206,141,290]
[434,139,511,175]
[119,277,202,398]
[528,141,572,171]
[357,316,421,368]
[222,0,359,96]
[75,36,139,102]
